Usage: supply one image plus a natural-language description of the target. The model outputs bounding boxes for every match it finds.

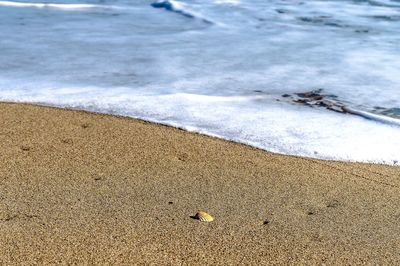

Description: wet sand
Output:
[0,102,399,265]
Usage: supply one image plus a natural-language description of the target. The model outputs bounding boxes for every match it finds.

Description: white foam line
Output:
[0,1,102,9]
[343,106,400,127]
[214,0,241,5]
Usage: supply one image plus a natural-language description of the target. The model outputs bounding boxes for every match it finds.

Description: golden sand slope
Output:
[0,102,399,265]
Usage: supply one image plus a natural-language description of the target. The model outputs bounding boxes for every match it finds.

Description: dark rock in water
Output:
[317,100,333,108]
[151,0,194,19]
[151,0,212,23]
[294,98,309,104]
[295,89,323,99]
[151,1,174,10]
[275,9,286,14]
[312,95,323,100]
[287,89,346,113]
[285,90,399,124]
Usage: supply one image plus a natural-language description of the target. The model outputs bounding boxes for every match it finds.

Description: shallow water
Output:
[1,0,400,164]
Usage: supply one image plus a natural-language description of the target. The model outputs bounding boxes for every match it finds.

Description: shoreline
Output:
[1,100,398,166]
[1,102,400,264]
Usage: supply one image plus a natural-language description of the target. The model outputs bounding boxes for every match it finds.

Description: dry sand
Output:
[0,102,399,265]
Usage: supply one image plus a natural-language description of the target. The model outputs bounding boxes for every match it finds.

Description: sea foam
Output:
[1,85,399,165]
[0,1,103,9]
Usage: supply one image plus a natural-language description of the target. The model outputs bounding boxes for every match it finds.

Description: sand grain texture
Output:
[0,102,400,265]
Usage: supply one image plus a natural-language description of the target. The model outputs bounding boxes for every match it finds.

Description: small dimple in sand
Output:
[0,208,16,222]
[20,145,31,151]
[81,123,90,129]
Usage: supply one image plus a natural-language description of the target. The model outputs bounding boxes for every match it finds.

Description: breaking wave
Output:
[0,1,106,9]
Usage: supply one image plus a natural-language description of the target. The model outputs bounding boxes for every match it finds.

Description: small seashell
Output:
[193,211,214,222]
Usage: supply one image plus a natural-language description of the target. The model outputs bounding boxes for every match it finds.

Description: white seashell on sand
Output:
[193,211,214,222]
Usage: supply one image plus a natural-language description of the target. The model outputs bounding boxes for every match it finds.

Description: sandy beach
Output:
[0,102,399,265]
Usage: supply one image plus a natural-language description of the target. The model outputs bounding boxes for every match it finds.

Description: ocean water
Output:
[0,0,399,164]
